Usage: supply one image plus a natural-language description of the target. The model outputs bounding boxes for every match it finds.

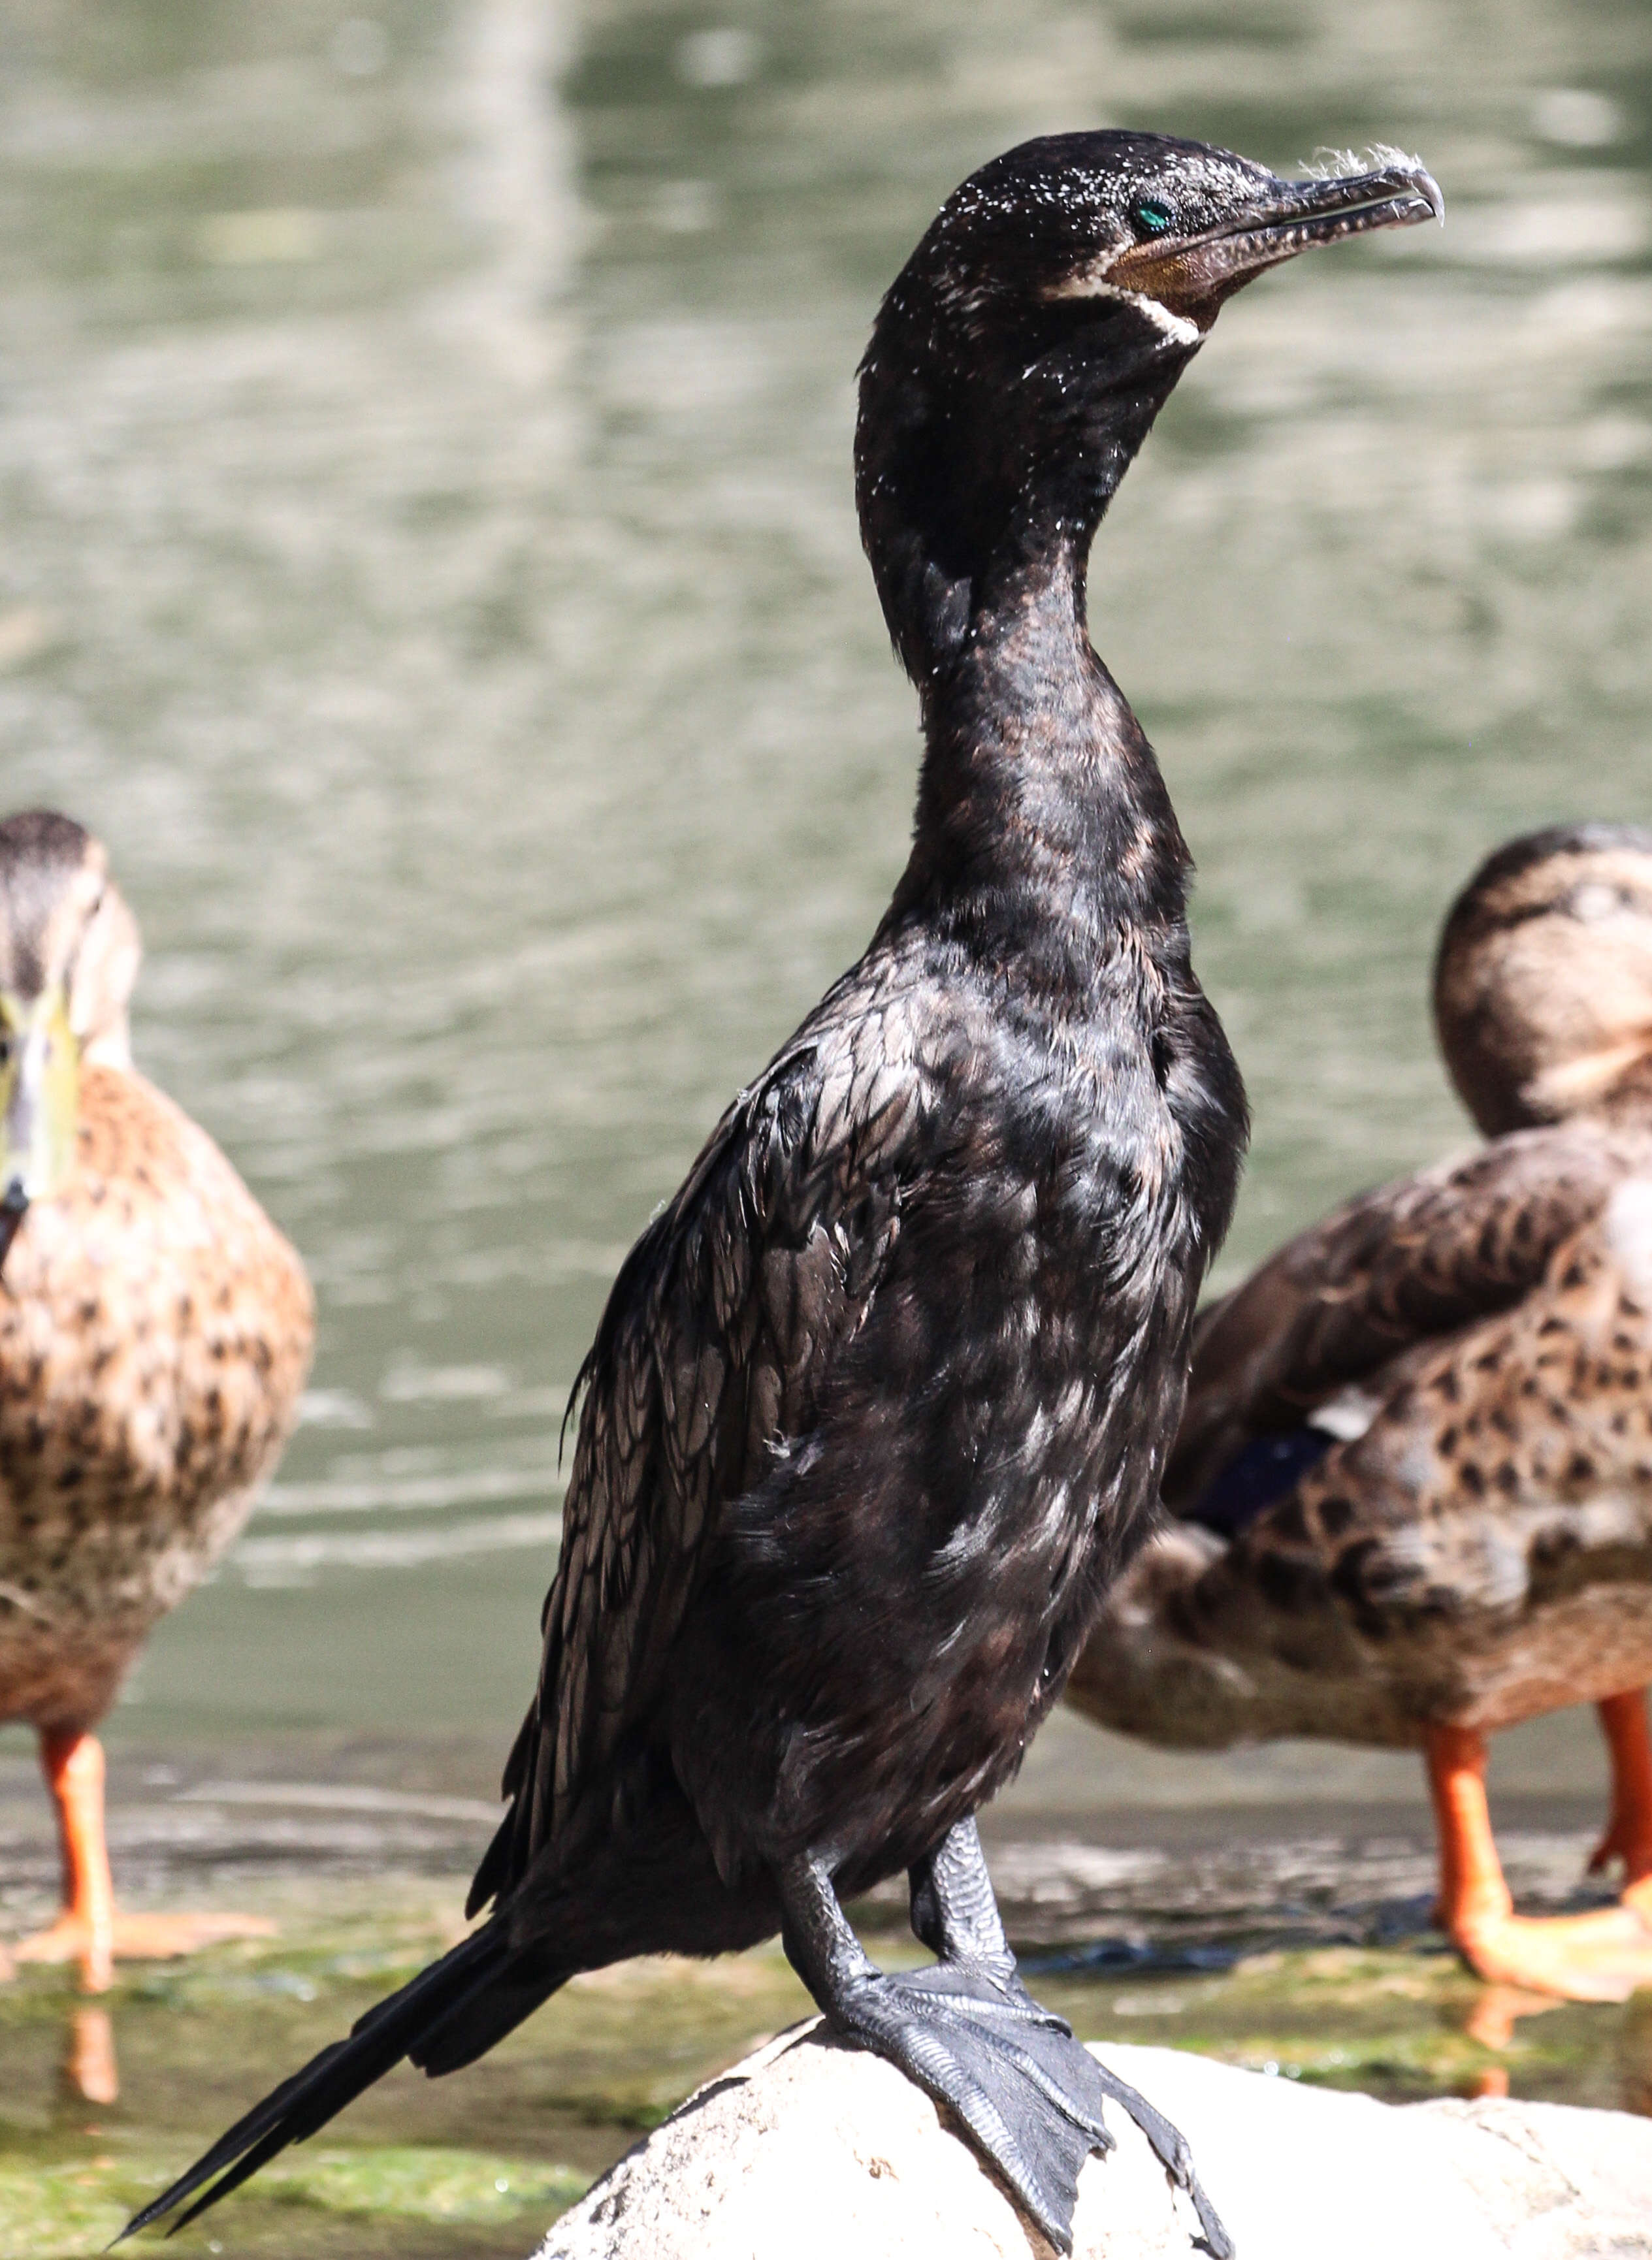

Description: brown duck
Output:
[1067,823,1652,2001]
[0,810,312,1995]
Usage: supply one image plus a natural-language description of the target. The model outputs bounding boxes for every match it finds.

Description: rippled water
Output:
[0,0,1649,1815]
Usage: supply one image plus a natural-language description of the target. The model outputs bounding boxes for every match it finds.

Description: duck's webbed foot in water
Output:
[1430,1723,1652,2001]
[778,1819,1233,2259]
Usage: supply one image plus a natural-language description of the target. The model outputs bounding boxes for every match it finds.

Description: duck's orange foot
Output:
[14,1910,276,1992]
[1455,1903,1652,2003]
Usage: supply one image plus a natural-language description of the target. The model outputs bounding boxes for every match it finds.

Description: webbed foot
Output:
[835,1960,1232,2254]
[1429,1720,1652,2003]
[833,1958,1112,2250]
[779,1822,1233,2257]
[1453,1901,1652,2003]
[14,1909,275,1993]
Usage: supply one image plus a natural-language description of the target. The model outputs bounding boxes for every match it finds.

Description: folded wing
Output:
[1167,1123,1648,1510]
[470,976,923,1913]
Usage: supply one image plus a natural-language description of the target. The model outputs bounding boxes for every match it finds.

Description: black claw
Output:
[1086,2058,1235,2260]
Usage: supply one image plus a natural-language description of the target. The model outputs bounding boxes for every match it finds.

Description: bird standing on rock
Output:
[126,133,1440,2257]
[0,811,312,2010]
[1067,824,1652,2005]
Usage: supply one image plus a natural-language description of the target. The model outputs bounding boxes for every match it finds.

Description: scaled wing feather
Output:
[481,992,916,1903]
[1169,1124,1644,1505]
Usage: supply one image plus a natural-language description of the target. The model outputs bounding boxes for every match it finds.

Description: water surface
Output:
[5,6,1652,2252]
[1,0,1650,1807]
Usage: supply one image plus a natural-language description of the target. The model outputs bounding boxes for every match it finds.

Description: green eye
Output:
[1132,199,1174,236]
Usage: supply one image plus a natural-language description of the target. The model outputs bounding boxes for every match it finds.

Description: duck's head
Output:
[0,810,140,1251]
[1434,824,1652,1135]
[856,132,1442,680]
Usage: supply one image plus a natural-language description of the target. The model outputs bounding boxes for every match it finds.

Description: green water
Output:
[0,0,1646,1766]
[3,2,1652,2249]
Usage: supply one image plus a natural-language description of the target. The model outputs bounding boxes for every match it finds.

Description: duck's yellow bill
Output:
[0,986,80,1217]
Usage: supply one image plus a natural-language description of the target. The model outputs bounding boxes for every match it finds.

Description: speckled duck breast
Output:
[0,1062,312,1734]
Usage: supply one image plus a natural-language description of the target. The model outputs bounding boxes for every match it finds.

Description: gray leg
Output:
[909,1815,1015,1973]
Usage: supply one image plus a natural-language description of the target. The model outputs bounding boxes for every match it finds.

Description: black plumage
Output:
[125,131,1440,2255]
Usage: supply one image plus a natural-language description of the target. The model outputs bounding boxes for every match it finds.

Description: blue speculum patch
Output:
[1185,1429,1336,1539]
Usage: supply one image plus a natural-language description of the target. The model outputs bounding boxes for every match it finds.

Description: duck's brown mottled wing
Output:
[472,984,924,1907]
[1166,1122,1652,1508]
[1186,1200,1652,1721]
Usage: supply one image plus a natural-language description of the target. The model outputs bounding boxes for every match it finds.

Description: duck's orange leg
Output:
[1590,1689,1652,1905]
[16,1733,118,1992]
[13,1731,273,1997]
[1427,1722,1652,2002]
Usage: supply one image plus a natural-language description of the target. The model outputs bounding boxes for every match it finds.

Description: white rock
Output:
[533,2022,1652,2260]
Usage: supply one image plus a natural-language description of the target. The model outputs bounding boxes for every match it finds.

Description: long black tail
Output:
[118,1917,562,2240]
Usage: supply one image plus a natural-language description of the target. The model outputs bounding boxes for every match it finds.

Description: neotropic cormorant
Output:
[0,811,312,2014]
[126,133,1440,2255]
[1067,824,1652,2003]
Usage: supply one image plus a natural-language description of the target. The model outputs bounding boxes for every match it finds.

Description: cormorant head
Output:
[1434,824,1652,1135]
[0,809,140,1249]
[856,133,1441,680]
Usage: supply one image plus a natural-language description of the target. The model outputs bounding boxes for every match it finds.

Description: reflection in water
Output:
[1459,1981,1652,2110]
[61,2005,118,2108]
[1465,1984,1561,2052]
[0,3,1648,1811]
[1621,1990,1652,2115]
[1463,1980,1566,2084]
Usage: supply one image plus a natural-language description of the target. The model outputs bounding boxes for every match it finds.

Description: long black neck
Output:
[859,311,1199,978]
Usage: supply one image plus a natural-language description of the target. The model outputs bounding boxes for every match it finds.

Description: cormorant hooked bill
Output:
[125,133,1440,2256]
